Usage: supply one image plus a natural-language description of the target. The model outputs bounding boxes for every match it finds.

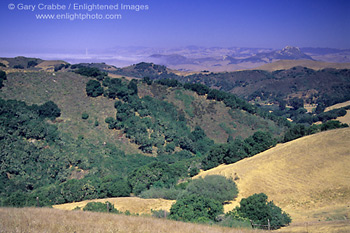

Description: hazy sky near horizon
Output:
[0,0,349,54]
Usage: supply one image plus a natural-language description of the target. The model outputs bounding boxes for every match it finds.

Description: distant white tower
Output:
[85,48,88,57]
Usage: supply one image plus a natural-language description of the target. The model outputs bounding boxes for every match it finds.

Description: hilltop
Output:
[195,128,350,225]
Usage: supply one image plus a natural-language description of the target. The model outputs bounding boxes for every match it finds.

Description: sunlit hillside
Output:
[195,128,350,226]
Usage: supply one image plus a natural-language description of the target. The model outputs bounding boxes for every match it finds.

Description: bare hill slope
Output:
[196,128,350,223]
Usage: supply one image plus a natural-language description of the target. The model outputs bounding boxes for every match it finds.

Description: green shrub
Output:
[27,61,38,68]
[83,201,119,213]
[236,193,291,229]
[86,80,104,97]
[14,64,24,69]
[169,194,223,222]
[183,175,238,203]
[82,113,89,120]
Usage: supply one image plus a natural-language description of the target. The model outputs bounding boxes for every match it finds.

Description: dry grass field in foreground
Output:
[0,207,262,233]
[195,128,350,232]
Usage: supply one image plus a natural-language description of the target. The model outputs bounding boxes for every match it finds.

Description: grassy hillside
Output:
[138,84,285,143]
[0,70,139,154]
[195,128,350,224]
[0,207,260,233]
[0,68,285,149]
[51,128,350,232]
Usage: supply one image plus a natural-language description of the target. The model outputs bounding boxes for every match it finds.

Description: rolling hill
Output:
[195,128,350,225]
[51,128,350,232]
[112,61,350,110]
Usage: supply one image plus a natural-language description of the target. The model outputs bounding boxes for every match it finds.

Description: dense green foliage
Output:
[73,65,107,79]
[0,98,156,207]
[184,175,238,203]
[169,194,223,223]
[87,77,215,155]
[0,70,6,88]
[283,120,348,142]
[86,80,104,97]
[236,193,291,229]
[202,131,277,170]
[27,60,38,68]
[128,161,191,195]
[83,201,119,213]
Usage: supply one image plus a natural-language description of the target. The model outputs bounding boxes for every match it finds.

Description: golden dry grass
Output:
[324,100,350,124]
[335,110,350,125]
[0,207,262,233]
[325,100,350,112]
[195,128,350,231]
[255,60,350,71]
[53,197,175,214]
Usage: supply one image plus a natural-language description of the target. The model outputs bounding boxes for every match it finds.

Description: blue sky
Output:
[0,0,349,54]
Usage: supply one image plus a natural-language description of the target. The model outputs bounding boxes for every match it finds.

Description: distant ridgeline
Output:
[111,62,350,125]
[112,63,350,108]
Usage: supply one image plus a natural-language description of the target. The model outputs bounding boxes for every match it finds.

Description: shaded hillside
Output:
[195,128,350,224]
[180,67,350,107]
[111,62,350,108]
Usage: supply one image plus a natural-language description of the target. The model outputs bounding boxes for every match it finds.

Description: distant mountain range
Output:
[2,46,349,72]
[145,46,350,71]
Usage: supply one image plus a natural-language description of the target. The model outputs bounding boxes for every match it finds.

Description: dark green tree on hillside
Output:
[202,131,276,170]
[236,193,291,229]
[86,80,104,97]
[184,175,238,203]
[0,70,6,88]
[36,101,61,120]
[169,194,223,223]
[289,97,304,110]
